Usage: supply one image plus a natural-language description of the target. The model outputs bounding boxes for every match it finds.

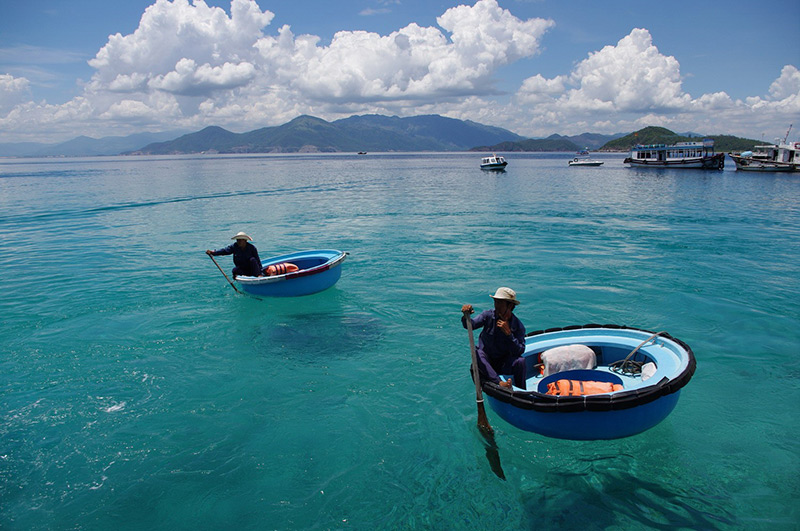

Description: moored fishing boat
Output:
[235,249,347,297]
[480,154,508,170]
[773,140,800,170]
[728,141,800,172]
[624,139,724,170]
[482,324,696,440]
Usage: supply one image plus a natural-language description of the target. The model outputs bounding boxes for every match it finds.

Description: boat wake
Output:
[0,181,366,226]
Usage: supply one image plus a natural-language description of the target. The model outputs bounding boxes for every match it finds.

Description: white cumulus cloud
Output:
[509,28,800,137]
[100,92,182,123]
[87,0,270,96]
[252,0,553,105]
[768,65,800,101]
[517,28,690,117]
[147,59,257,95]
[0,74,32,114]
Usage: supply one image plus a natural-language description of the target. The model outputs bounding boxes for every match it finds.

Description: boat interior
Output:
[506,341,664,393]
[263,256,329,271]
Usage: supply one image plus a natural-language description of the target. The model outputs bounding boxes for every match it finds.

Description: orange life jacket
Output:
[546,379,623,396]
[265,262,300,276]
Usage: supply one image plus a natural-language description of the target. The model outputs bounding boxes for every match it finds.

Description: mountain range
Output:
[130,114,529,155]
[0,115,760,158]
[0,131,185,158]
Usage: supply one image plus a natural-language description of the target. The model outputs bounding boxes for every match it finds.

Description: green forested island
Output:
[478,126,762,153]
[599,126,761,152]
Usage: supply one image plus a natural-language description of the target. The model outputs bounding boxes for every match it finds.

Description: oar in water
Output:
[464,309,506,480]
[207,252,241,294]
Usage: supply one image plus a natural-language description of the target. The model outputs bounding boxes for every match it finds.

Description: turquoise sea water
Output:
[1,152,798,529]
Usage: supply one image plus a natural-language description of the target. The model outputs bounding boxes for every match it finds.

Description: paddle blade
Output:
[476,404,505,480]
[476,400,493,435]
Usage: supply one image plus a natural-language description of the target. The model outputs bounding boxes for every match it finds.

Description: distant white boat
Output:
[623,139,724,170]
[480,154,508,170]
[568,149,604,167]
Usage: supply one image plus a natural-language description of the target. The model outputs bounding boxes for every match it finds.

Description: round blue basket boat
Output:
[234,249,347,297]
[482,324,696,440]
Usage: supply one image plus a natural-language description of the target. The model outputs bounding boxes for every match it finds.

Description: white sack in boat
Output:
[541,344,596,376]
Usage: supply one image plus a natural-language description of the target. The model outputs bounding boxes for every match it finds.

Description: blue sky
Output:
[1,0,798,143]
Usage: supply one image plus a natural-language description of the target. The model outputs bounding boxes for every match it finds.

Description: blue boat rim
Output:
[236,250,347,284]
[275,250,346,281]
[482,324,696,413]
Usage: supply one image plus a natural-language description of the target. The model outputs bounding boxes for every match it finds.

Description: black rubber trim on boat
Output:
[484,324,697,413]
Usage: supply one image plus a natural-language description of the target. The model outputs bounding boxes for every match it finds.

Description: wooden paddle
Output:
[464,309,506,480]
[464,309,493,433]
[207,252,241,294]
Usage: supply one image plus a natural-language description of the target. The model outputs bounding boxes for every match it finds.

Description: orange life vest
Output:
[545,379,623,396]
[265,262,300,276]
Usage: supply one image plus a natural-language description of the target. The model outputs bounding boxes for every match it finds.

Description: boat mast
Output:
[784,124,793,144]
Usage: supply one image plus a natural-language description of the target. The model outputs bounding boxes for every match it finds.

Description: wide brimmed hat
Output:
[490,287,520,305]
[231,231,253,241]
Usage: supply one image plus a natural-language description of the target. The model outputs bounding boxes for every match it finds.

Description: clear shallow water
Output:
[1,152,798,529]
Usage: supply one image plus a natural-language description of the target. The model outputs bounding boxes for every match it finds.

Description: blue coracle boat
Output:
[235,249,347,297]
[482,324,696,440]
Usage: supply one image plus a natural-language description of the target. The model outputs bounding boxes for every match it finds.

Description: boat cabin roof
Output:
[633,139,714,150]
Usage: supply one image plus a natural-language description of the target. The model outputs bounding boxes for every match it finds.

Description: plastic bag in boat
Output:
[540,344,596,376]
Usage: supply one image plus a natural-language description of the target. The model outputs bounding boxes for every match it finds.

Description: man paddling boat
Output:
[206,231,264,278]
[461,287,527,390]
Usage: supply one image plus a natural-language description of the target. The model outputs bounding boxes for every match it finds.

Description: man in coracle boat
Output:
[206,231,264,279]
[461,287,527,390]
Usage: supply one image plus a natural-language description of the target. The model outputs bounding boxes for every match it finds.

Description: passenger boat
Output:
[623,139,724,169]
[482,324,696,440]
[568,149,604,166]
[235,249,347,297]
[480,154,508,170]
[728,141,800,172]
